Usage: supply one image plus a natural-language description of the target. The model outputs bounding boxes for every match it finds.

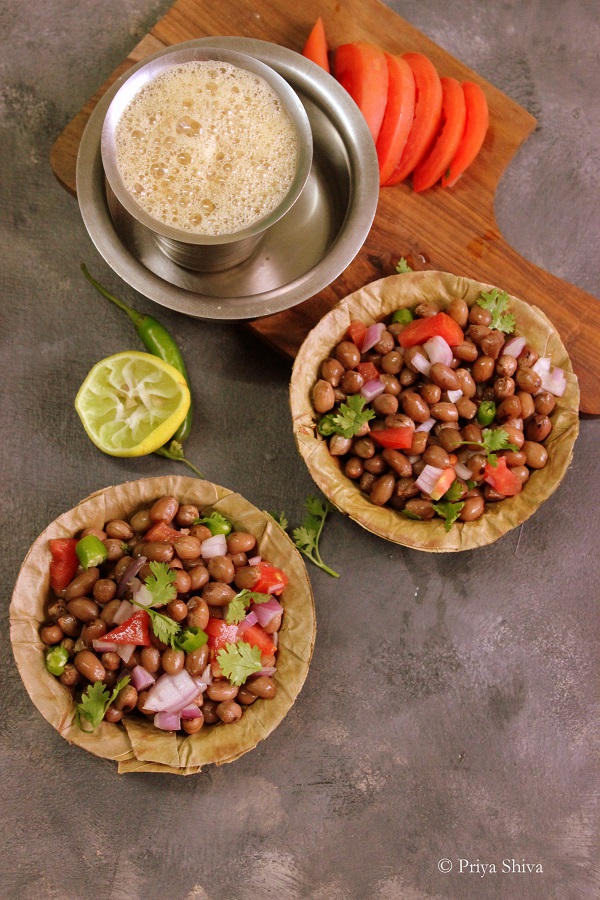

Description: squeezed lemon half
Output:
[75,351,191,457]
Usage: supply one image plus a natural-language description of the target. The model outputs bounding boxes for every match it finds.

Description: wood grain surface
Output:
[50,0,600,414]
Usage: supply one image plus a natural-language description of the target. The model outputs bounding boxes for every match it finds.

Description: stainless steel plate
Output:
[76,37,379,321]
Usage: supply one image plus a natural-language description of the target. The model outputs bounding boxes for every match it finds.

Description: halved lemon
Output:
[75,351,191,457]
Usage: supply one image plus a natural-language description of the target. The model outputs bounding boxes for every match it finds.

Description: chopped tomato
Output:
[346,319,368,349]
[252,562,289,596]
[49,538,79,593]
[371,426,414,450]
[205,618,239,651]
[301,17,330,73]
[384,53,442,185]
[398,312,464,348]
[334,41,389,143]
[484,457,522,497]
[103,610,151,646]
[357,362,380,382]
[376,54,416,185]
[430,467,457,501]
[143,520,182,543]
[413,76,466,192]
[241,624,277,658]
[441,81,489,187]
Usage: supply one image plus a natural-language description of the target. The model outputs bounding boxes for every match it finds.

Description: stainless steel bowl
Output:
[101,46,313,272]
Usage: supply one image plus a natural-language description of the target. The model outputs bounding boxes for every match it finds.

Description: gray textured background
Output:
[1,1,599,898]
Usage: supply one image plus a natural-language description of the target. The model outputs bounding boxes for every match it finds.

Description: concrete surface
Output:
[1,1,599,898]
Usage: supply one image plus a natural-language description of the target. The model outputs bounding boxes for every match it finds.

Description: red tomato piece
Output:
[241,624,277,658]
[398,312,464,348]
[205,618,240,651]
[441,81,489,187]
[143,520,181,543]
[371,427,414,450]
[103,610,151,646]
[334,41,389,143]
[357,362,380,382]
[301,17,330,73]
[49,538,79,593]
[384,53,443,186]
[412,76,467,192]
[252,562,289,596]
[346,320,368,349]
[484,457,522,497]
[430,467,457,501]
[376,54,416,185]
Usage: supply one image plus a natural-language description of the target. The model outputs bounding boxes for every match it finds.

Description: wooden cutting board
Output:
[51,0,600,414]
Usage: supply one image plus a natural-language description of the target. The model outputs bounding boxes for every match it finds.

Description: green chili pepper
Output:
[175,627,208,653]
[81,264,192,442]
[391,308,414,325]
[46,645,69,676]
[193,512,233,536]
[76,534,108,569]
[477,400,497,426]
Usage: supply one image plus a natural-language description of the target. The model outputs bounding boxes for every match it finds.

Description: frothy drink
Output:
[114,60,298,235]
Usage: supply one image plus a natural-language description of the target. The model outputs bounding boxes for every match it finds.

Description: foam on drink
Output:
[114,60,299,235]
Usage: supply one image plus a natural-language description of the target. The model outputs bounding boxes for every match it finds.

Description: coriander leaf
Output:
[75,676,130,733]
[401,509,422,520]
[225,589,273,625]
[193,510,232,536]
[444,480,465,503]
[477,289,516,334]
[217,641,262,686]
[270,510,289,531]
[396,257,413,273]
[292,495,339,578]
[317,394,375,440]
[432,501,465,532]
[154,440,204,478]
[132,598,181,647]
[144,560,177,607]
[457,427,519,467]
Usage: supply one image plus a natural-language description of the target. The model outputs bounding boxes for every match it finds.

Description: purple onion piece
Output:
[116,556,147,598]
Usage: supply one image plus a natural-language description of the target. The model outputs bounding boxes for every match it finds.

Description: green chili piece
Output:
[477,400,497,426]
[45,645,69,676]
[175,627,208,653]
[75,534,107,569]
[391,308,414,325]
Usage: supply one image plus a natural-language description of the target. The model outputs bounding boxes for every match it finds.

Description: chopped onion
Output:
[247,555,261,566]
[200,533,227,559]
[258,666,277,678]
[360,379,386,401]
[533,357,552,376]
[179,705,203,720]
[237,611,258,638]
[502,336,527,358]
[112,599,135,624]
[154,711,181,731]
[132,582,154,607]
[411,353,431,377]
[253,597,283,628]
[423,335,453,367]
[447,389,463,404]
[454,461,473,481]
[361,322,385,353]
[130,665,156,692]
[415,417,436,433]
[116,556,146,598]
[92,638,118,653]
[533,357,566,396]
[116,643,136,664]
[144,669,200,713]
[415,464,444,496]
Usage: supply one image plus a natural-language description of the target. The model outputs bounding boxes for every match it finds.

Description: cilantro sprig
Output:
[395,257,413,273]
[225,590,273,625]
[432,500,465,532]
[144,560,177,606]
[318,394,375,440]
[217,641,263,686]
[154,440,204,478]
[132,600,181,647]
[458,427,519,467]
[75,676,130,733]
[476,289,515,334]
[292,496,339,578]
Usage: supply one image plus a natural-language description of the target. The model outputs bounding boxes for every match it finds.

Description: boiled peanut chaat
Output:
[311,289,567,530]
[40,496,287,733]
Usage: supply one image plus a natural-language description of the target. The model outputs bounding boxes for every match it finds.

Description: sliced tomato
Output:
[384,53,443,186]
[398,312,464,348]
[357,362,380,382]
[49,538,79,593]
[346,320,368,349]
[301,17,330,73]
[103,610,151,646]
[484,457,522,497]
[334,41,389,143]
[143,520,181,543]
[252,562,289,596]
[371,426,414,450]
[205,618,240,651]
[412,76,466,192]
[240,624,277,658]
[430,467,457,501]
[441,81,489,187]
[376,54,416,185]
